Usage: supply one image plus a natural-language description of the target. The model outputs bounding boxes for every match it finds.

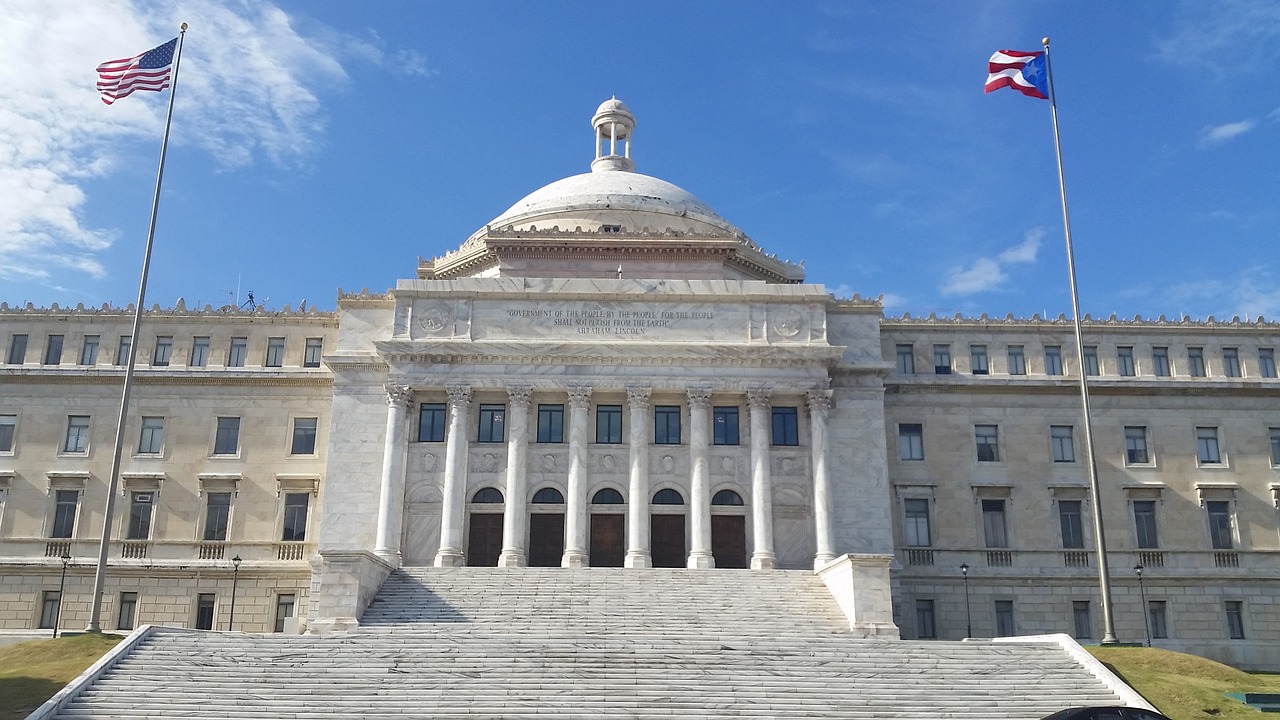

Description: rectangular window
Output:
[227,337,248,367]
[915,599,936,639]
[1152,346,1171,377]
[1260,348,1277,379]
[975,424,999,462]
[1083,346,1100,376]
[39,591,61,630]
[1050,425,1075,463]
[137,416,164,454]
[64,415,90,453]
[7,334,27,364]
[1124,426,1149,464]
[933,345,952,375]
[898,423,924,461]
[1117,346,1135,376]
[535,404,563,444]
[303,338,323,368]
[1044,345,1063,376]
[1188,347,1206,377]
[274,594,297,633]
[1196,426,1221,464]
[117,592,138,631]
[213,417,240,455]
[418,403,446,442]
[80,335,100,365]
[477,404,507,443]
[1207,500,1233,550]
[282,493,309,541]
[51,489,79,538]
[895,344,915,374]
[904,498,931,547]
[1222,348,1241,378]
[0,414,15,453]
[1073,600,1092,639]
[195,593,216,631]
[595,405,622,444]
[654,405,681,445]
[1149,601,1168,639]
[1133,500,1159,549]
[116,336,131,366]
[994,600,1016,637]
[126,491,154,540]
[1007,346,1026,376]
[970,345,989,375]
[771,407,799,446]
[152,336,172,366]
[203,492,231,542]
[44,335,64,365]
[1271,428,1280,466]
[982,499,1008,548]
[1058,500,1085,549]
[712,407,740,446]
[291,417,318,455]
[265,337,285,367]
[190,337,210,367]
[1225,601,1245,640]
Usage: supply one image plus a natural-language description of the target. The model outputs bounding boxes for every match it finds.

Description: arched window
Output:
[712,489,744,506]
[532,488,565,504]
[652,488,685,505]
[591,488,624,504]
[471,487,504,503]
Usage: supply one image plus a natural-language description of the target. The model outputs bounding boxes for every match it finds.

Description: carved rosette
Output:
[626,386,652,410]
[567,386,593,410]
[385,384,414,408]
[805,389,833,416]
[686,387,712,409]
[507,385,533,409]
[446,385,473,408]
[747,388,773,410]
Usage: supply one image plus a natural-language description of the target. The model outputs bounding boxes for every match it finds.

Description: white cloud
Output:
[1157,0,1280,74]
[1198,120,1257,148]
[997,228,1043,264]
[940,228,1043,296]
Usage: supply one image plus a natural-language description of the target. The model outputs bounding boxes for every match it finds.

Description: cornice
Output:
[885,377,1280,397]
[0,368,332,387]
[883,312,1280,333]
[336,288,395,306]
[374,339,844,368]
[0,301,335,322]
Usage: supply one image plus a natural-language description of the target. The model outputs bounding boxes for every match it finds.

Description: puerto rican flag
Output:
[985,50,1048,99]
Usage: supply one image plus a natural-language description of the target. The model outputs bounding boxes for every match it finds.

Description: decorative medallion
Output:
[771,306,806,339]
[416,302,452,335]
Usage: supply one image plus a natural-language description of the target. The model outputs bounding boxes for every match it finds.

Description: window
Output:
[1206,500,1233,549]
[771,407,799,446]
[970,345,989,375]
[535,404,562,444]
[711,489,742,506]
[1124,426,1150,464]
[652,488,684,505]
[1188,347,1206,377]
[1196,426,1221,464]
[80,335,99,365]
[654,405,681,445]
[1271,428,1280,466]
[1152,346,1171,377]
[974,425,999,462]
[898,423,924,461]
[274,594,296,633]
[44,335,64,365]
[1225,601,1245,639]
[478,404,506,443]
[39,591,61,629]
[903,498,931,547]
[595,405,622,444]
[1058,500,1085,549]
[195,593,216,630]
[203,492,231,541]
[1007,346,1026,376]
[117,592,138,631]
[915,599,936,639]
[994,600,1016,637]
[303,338,323,368]
[1260,348,1277,379]
[418,403,446,442]
[213,417,240,455]
[982,499,1009,548]
[152,336,172,366]
[1222,347,1241,378]
[7,334,27,364]
[1073,600,1092,639]
[64,415,90,453]
[1083,346,1100,376]
[1148,601,1168,639]
[0,414,15,453]
[1050,425,1075,463]
[1117,346,1135,376]
[116,336,131,366]
[1044,345,1063,376]
[227,337,247,367]
[933,345,952,375]
[713,407,739,445]
[896,344,915,374]
[291,418,318,455]
[137,416,164,454]
[532,488,564,504]
[1133,500,1159,549]
[472,487,503,503]
[190,337,210,367]
[51,489,79,538]
[281,493,309,541]
[265,337,285,367]
[126,491,154,540]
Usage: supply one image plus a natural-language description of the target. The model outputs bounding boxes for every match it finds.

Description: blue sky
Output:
[3,1,1278,320]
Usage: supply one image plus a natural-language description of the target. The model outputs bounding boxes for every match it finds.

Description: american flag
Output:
[96,37,178,105]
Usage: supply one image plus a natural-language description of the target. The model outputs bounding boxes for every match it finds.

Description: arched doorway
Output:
[528,487,565,567]
[589,487,625,567]
[710,488,747,569]
[466,487,504,567]
[650,488,686,568]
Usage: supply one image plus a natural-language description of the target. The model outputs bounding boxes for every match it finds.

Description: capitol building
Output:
[2,98,1277,671]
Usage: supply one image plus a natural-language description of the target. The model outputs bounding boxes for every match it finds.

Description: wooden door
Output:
[650,514,686,568]
[466,513,503,567]
[589,514,625,567]
[711,515,747,569]
[528,513,565,567]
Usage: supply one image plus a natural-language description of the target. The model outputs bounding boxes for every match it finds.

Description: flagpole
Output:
[1042,36,1118,644]
[86,23,188,633]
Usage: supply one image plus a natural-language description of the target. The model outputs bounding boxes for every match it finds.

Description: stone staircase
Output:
[41,568,1135,719]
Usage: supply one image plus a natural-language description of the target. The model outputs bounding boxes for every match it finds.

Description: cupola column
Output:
[374,384,413,566]
[562,386,592,567]
[498,386,532,567]
[748,389,777,570]
[807,389,836,570]
[625,386,653,568]
[434,385,472,567]
[686,388,714,569]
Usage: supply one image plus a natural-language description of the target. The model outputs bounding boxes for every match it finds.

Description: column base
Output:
[497,550,527,568]
[433,549,465,567]
[624,550,652,568]
[750,552,777,570]
[687,551,715,569]
[812,552,836,572]
[373,548,402,568]
[561,550,589,568]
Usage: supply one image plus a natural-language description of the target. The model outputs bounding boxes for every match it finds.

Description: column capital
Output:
[446,384,472,407]
[747,388,773,409]
[507,385,533,408]
[626,386,652,409]
[806,389,833,414]
[567,386,593,409]
[686,387,712,409]
[385,384,414,408]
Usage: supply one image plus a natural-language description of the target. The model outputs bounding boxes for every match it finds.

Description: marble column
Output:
[498,386,532,567]
[374,384,413,566]
[434,384,472,567]
[625,386,652,568]
[563,386,592,567]
[748,388,776,570]
[807,389,836,570]
[686,387,714,569]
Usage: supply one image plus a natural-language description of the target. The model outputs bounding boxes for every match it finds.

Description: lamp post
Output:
[55,553,71,639]
[1135,563,1151,647]
[960,562,972,639]
[228,555,242,632]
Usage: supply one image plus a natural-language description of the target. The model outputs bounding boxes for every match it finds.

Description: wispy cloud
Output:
[1164,267,1280,320]
[1157,0,1280,76]
[1198,120,1257,148]
[940,228,1043,296]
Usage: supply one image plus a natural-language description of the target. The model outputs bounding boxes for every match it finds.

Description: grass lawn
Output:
[0,633,124,719]
[1088,645,1280,719]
